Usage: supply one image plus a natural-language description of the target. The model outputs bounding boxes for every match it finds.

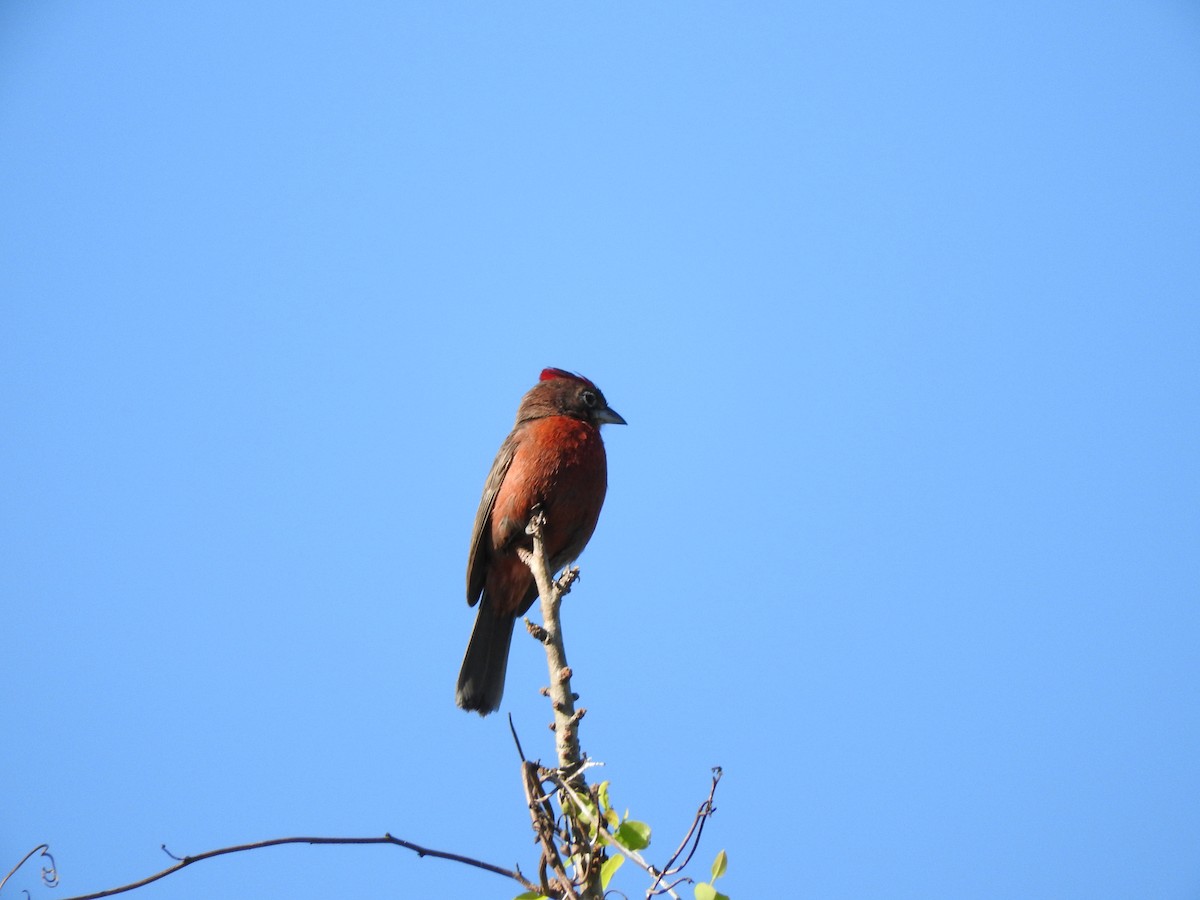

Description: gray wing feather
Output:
[466,433,519,606]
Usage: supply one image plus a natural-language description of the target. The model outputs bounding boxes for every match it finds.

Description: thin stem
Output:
[646,770,723,898]
[48,835,539,900]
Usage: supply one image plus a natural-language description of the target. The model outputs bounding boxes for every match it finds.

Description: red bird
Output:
[456,368,626,715]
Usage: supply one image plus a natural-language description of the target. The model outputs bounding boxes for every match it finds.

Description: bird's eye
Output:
[581,390,597,408]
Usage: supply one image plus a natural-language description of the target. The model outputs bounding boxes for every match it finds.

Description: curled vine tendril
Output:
[0,843,59,895]
[39,847,58,889]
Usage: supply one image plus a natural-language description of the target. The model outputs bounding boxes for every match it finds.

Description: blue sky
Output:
[2,3,1198,898]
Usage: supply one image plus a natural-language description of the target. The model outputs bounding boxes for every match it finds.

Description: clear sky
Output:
[2,3,1198,899]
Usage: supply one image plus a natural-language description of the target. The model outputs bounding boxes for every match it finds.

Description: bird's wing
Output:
[466,430,520,606]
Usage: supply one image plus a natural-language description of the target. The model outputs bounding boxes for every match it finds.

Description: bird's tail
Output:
[455,604,515,715]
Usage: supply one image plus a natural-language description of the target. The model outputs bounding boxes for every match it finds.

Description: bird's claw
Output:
[555,566,580,593]
[525,507,547,538]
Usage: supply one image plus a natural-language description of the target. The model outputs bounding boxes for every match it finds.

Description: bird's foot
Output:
[555,566,580,594]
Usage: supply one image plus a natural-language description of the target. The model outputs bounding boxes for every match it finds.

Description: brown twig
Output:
[42,835,540,900]
[646,768,723,898]
[520,761,579,900]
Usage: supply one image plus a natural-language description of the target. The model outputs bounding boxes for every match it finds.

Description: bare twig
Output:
[520,761,579,900]
[508,712,529,764]
[39,835,540,900]
[646,769,723,898]
[519,509,583,775]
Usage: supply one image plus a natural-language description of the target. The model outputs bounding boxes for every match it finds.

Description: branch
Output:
[519,509,605,900]
[30,835,540,900]
[520,509,584,774]
[520,760,580,900]
[646,767,723,898]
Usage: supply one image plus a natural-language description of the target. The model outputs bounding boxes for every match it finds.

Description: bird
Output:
[456,368,626,715]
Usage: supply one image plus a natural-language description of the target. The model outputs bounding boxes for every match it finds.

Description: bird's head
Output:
[517,368,627,427]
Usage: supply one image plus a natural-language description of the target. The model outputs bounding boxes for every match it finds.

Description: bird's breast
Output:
[490,416,608,559]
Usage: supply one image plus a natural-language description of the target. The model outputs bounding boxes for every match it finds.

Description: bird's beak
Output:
[595,406,627,426]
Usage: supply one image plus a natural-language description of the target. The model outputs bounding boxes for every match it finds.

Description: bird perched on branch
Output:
[457,368,626,715]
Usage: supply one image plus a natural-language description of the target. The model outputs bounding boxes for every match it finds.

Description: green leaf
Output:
[614,819,651,851]
[513,893,548,900]
[600,854,625,889]
[578,796,598,823]
[711,849,728,881]
[597,780,613,812]
[695,884,717,900]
